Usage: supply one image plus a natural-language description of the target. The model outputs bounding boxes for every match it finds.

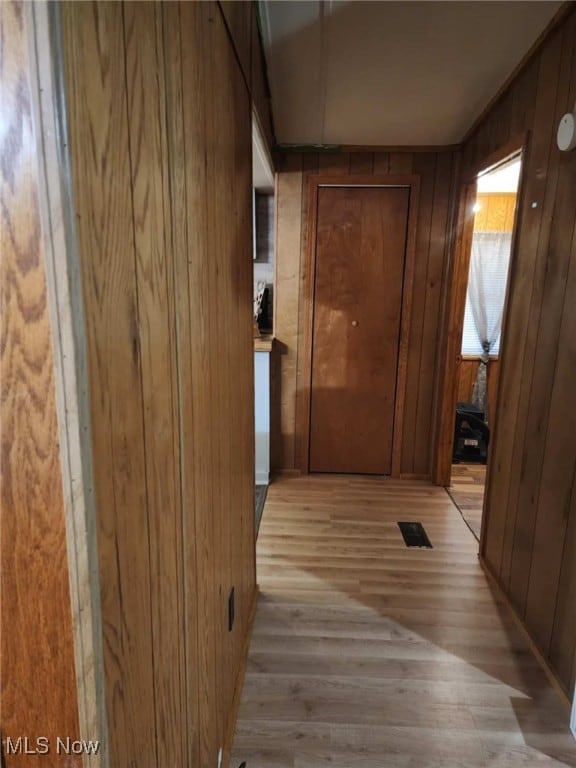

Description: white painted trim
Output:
[571,686,576,740]
[255,471,270,485]
[252,108,275,191]
[26,4,108,765]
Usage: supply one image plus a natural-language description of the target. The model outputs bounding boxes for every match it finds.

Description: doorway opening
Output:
[447,153,522,540]
[252,113,275,536]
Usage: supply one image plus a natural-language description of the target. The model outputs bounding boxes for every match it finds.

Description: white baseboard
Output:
[255,471,269,485]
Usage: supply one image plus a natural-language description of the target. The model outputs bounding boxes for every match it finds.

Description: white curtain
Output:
[467,231,512,417]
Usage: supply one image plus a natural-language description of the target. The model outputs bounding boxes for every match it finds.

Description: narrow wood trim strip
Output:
[26,3,108,764]
[392,177,421,477]
[464,133,528,181]
[479,556,571,708]
[433,181,478,486]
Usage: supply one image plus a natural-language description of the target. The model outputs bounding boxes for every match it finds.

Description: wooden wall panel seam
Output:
[217,1,251,99]
[161,3,201,762]
[408,154,436,473]
[417,154,454,476]
[295,154,308,472]
[120,5,161,762]
[430,151,461,483]
[506,18,576,615]
[160,5,192,761]
[461,5,576,694]
[61,2,257,764]
[549,461,576,683]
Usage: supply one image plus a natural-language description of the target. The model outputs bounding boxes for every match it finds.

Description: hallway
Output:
[231,475,576,767]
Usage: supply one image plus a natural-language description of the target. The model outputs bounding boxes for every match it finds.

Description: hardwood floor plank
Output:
[232,476,576,767]
[448,463,487,540]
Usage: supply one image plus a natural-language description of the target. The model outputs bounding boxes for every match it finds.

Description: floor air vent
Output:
[398,522,433,548]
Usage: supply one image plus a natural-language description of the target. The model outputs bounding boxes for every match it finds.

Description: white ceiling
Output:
[259,1,562,147]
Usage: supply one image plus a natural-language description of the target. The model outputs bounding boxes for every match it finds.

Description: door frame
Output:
[433,134,528,490]
[294,173,421,477]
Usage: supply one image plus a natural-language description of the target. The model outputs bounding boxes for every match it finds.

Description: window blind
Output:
[461,231,512,356]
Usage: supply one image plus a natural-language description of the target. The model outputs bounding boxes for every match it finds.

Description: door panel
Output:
[309,186,410,474]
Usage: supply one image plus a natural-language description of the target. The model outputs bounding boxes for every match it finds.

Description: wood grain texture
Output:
[219,0,252,91]
[272,155,303,473]
[161,4,201,763]
[62,4,157,764]
[457,358,500,421]
[310,187,409,474]
[457,359,481,402]
[220,1,275,157]
[231,475,576,767]
[0,1,81,763]
[123,5,187,765]
[250,1,275,156]
[28,0,107,753]
[474,193,517,232]
[273,151,456,478]
[434,181,478,486]
[61,1,256,765]
[458,6,576,695]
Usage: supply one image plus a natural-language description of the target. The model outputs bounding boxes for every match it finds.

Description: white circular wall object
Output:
[557,111,576,151]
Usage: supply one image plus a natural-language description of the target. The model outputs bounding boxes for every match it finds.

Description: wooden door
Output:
[309,186,410,474]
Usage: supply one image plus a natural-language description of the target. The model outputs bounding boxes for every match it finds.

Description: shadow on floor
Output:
[255,484,268,537]
[233,475,576,768]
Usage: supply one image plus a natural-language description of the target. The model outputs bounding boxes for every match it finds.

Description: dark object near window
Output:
[257,286,273,333]
[453,402,489,464]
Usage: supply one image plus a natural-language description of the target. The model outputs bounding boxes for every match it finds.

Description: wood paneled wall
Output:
[0,1,81,763]
[273,150,456,477]
[462,6,576,695]
[61,2,256,766]
[220,1,275,154]
[456,358,501,422]
[474,193,517,232]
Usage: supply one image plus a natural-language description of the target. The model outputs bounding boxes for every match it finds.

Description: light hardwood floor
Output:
[231,474,576,767]
[448,464,487,540]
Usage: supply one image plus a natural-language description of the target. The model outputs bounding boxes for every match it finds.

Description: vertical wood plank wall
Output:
[463,7,576,695]
[273,150,456,477]
[220,1,275,154]
[61,2,256,766]
[0,1,81,763]
[456,358,501,422]
[473,192,517,232]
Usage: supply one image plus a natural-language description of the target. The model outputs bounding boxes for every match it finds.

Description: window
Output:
[461,231,512,357]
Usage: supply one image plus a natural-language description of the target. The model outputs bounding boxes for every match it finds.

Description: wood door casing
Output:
[309,186,410,474]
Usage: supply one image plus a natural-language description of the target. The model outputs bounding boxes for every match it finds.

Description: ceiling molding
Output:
[338,144,460,154]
